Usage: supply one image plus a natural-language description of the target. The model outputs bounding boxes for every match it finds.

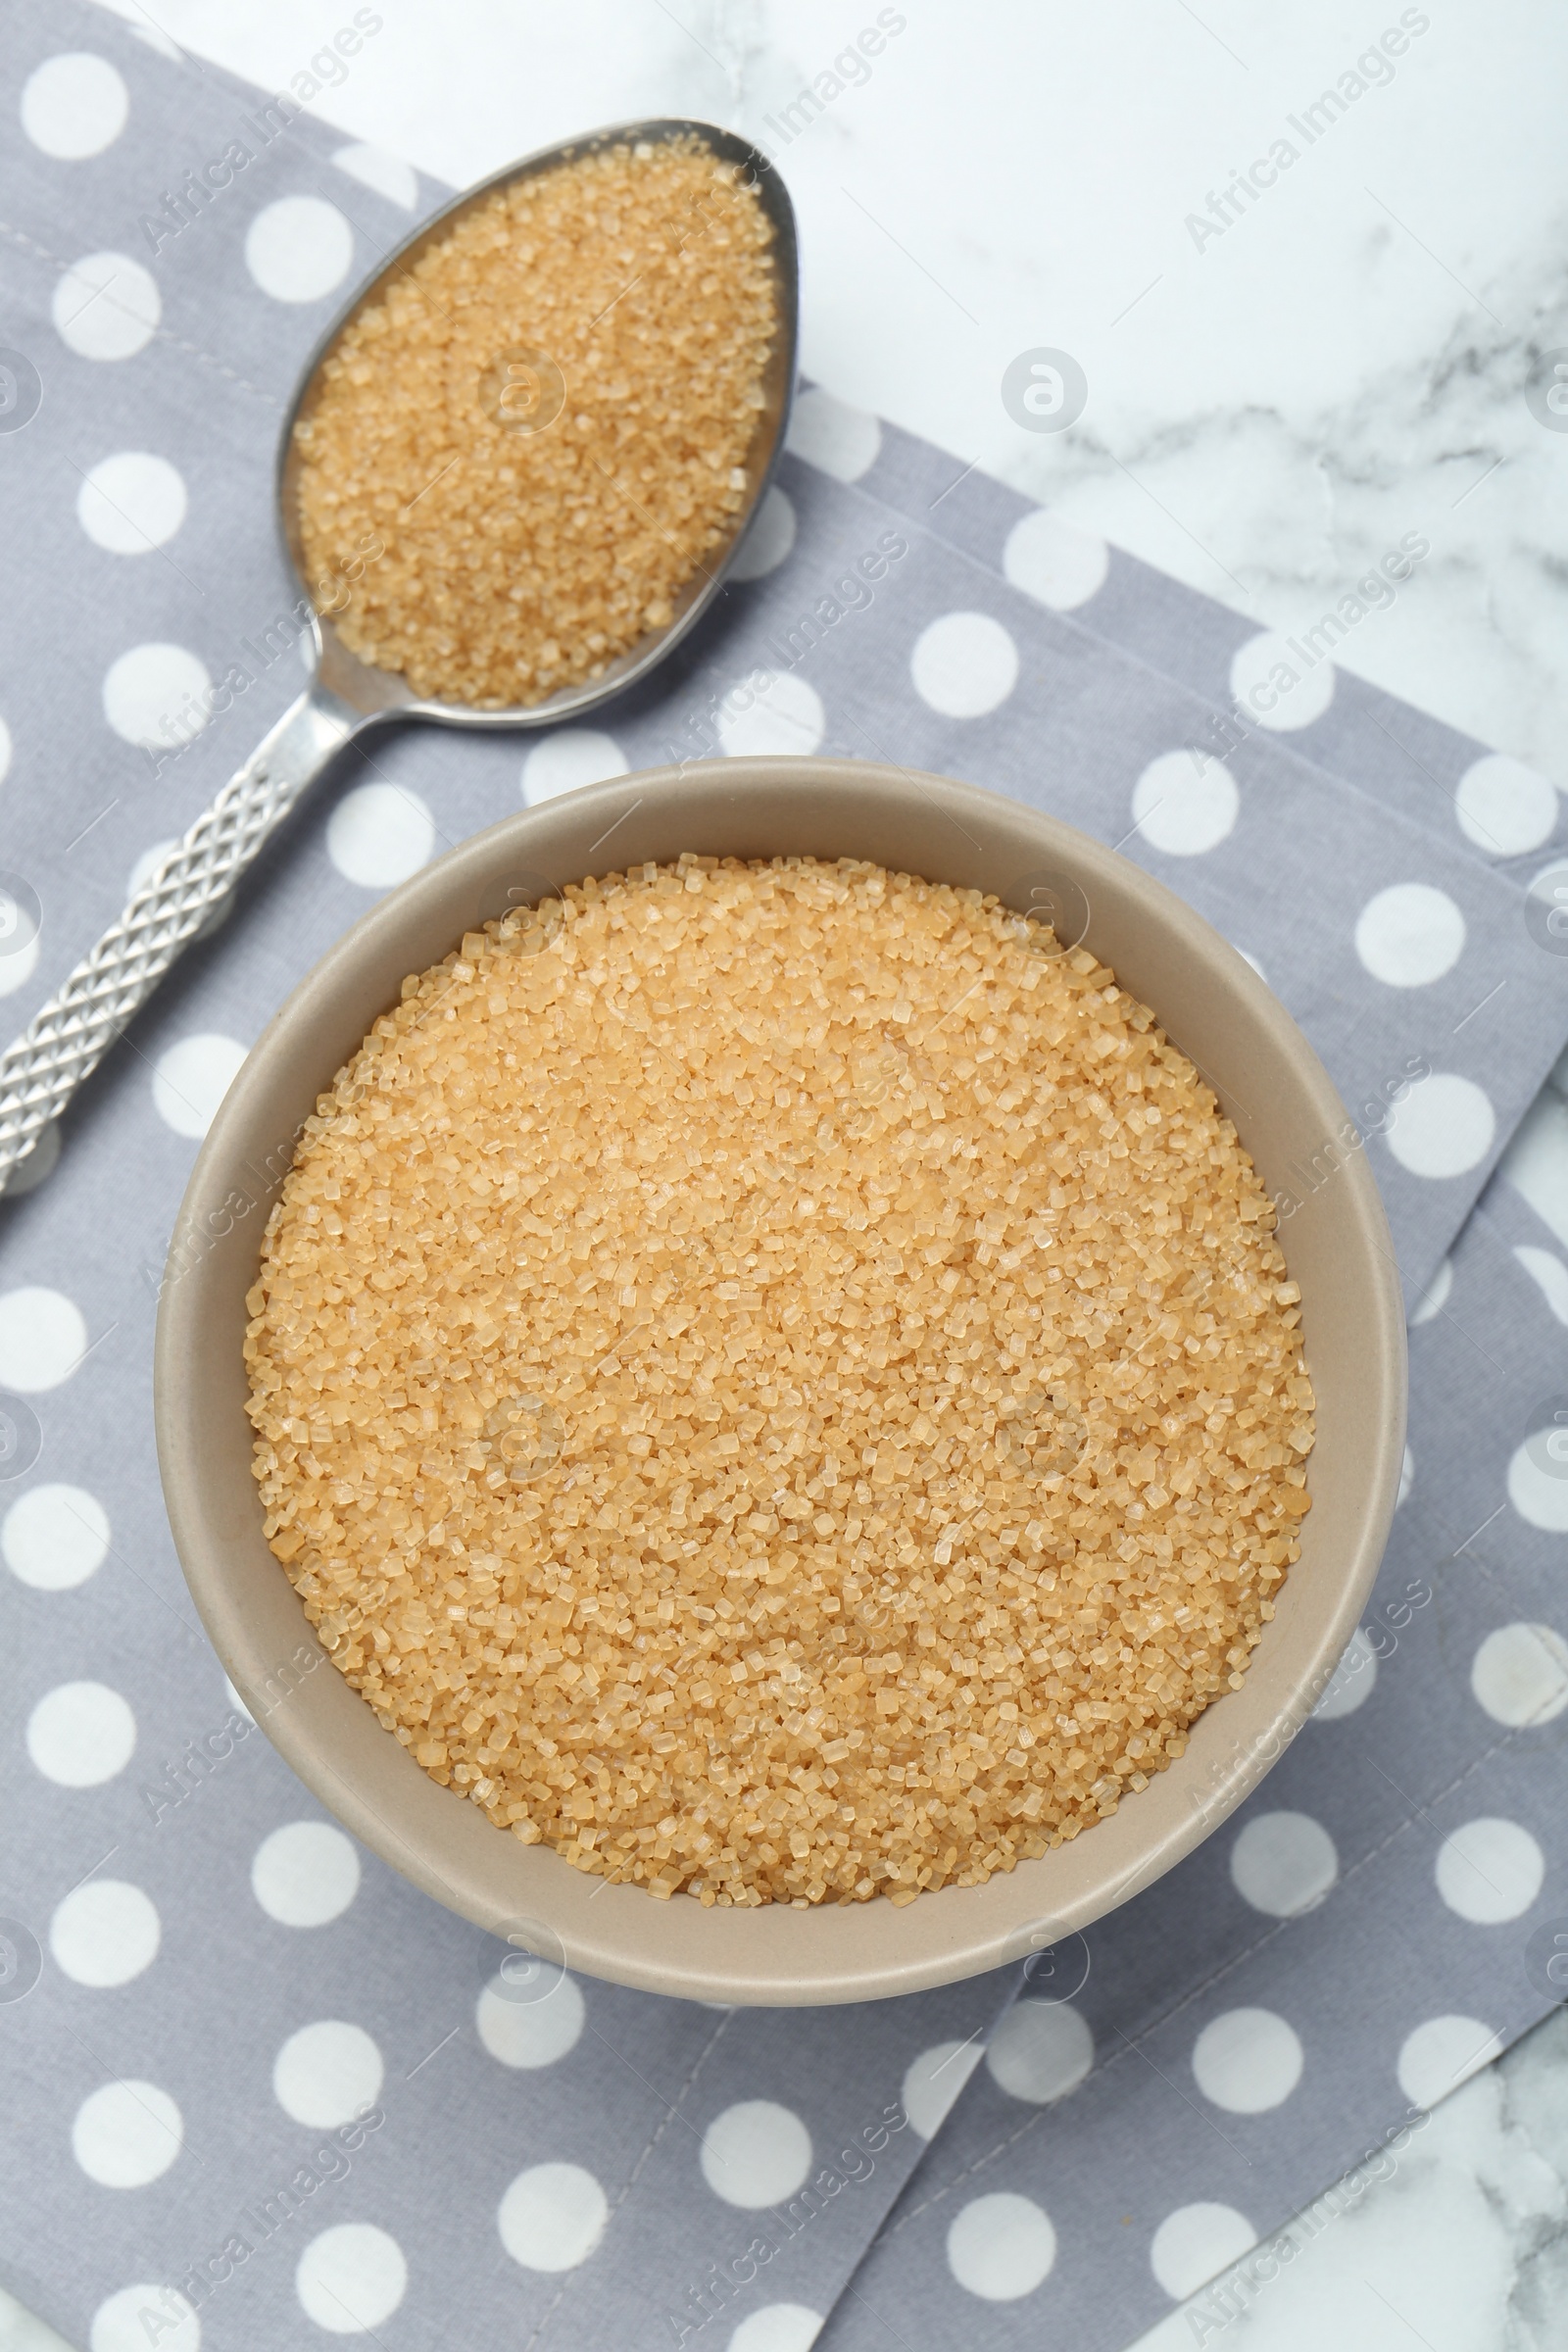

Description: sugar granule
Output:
[246,858,1315,1909]
[293,138,778,710]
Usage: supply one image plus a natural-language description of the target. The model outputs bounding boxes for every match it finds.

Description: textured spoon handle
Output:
[0,687,356,1189]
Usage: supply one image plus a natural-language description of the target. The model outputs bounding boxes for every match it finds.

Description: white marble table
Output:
[26,4,1567,2344]
[101,0,1568,790]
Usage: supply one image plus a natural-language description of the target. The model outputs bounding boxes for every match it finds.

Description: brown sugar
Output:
[292,137,778,709]
[245,860,1315,1909]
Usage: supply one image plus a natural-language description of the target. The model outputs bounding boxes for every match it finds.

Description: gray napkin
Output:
[1,11,1565,2352]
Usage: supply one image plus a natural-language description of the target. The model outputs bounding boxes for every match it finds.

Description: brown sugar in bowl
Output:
[249,863,1316,1904]
[155,760,1406,2005]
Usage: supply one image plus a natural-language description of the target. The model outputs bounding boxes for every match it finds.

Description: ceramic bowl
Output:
[155,758,1405,2004]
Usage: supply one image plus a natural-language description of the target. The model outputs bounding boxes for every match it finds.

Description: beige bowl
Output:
[155,758,1405,2004]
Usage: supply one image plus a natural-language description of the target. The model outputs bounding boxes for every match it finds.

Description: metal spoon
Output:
[0,118,799,1191]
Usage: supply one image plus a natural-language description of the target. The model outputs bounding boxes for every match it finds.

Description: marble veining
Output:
[1129,2006,1568,2352]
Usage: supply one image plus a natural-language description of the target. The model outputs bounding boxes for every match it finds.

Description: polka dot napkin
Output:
[2,13,1566,2352]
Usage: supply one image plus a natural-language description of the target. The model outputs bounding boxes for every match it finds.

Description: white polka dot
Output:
[1472,1623,1568,1727]
[909,612,1019,718]
[785,387,881,482]
[102,642,211,752]
[1509,1429,1568,1532]
[273,2022,384,2129]
[1397,1444,1414,1508]
[498,2162,609,2271]
[50,1880,160,1987]
[728,2307,822,2352]
[1003,508,1109,612]
[903,2038,985,2138]
[151,1033,248,1141]
[947,2192,1056,2301]
[717,671,824,759]
[1514,1245,1568,1326]
[3,1484,108,1590]
[1311,1627,1378,1720]
[296,2224,407,2333]
[1384,1072,1494,1179]
[1353,883,1466,987]
[0,931,38,1001]
[246,196,355,305]
[521,730,629,805]
[985,2000,1094,2104]
[326,782,434,888]
[1435,1817,1544,1924]
[476,1971,586,2067]
[91,2285,198,2352]
[77,453,187,554]
[1191,2008,1303,2113]
[0,1287,86,1391]
[54,252,160,362]
[27,1680,134,1787]
[701,2100,811,2209]
[331,144,418,210]
[1230,1811,1338,1918]
[729,485,798,581]
[1150,2202,1257,2300]
[1396,2015,1505,2109]
[1229,630,1335,732]
[1410,1257,1453,1326]
[73,2080,182,2187]
[1133,752,1239,857]
[1455,754,1558,857]
[23,55,128,160]
[252,1822,361,1927]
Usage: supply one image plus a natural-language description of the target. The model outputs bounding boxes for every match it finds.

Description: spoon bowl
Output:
[281,116,801,731]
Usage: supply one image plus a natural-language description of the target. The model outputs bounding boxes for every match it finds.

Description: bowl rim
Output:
[155,757,1406,2003]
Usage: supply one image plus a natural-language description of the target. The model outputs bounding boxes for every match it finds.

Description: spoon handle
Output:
[0,686,357,1191]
